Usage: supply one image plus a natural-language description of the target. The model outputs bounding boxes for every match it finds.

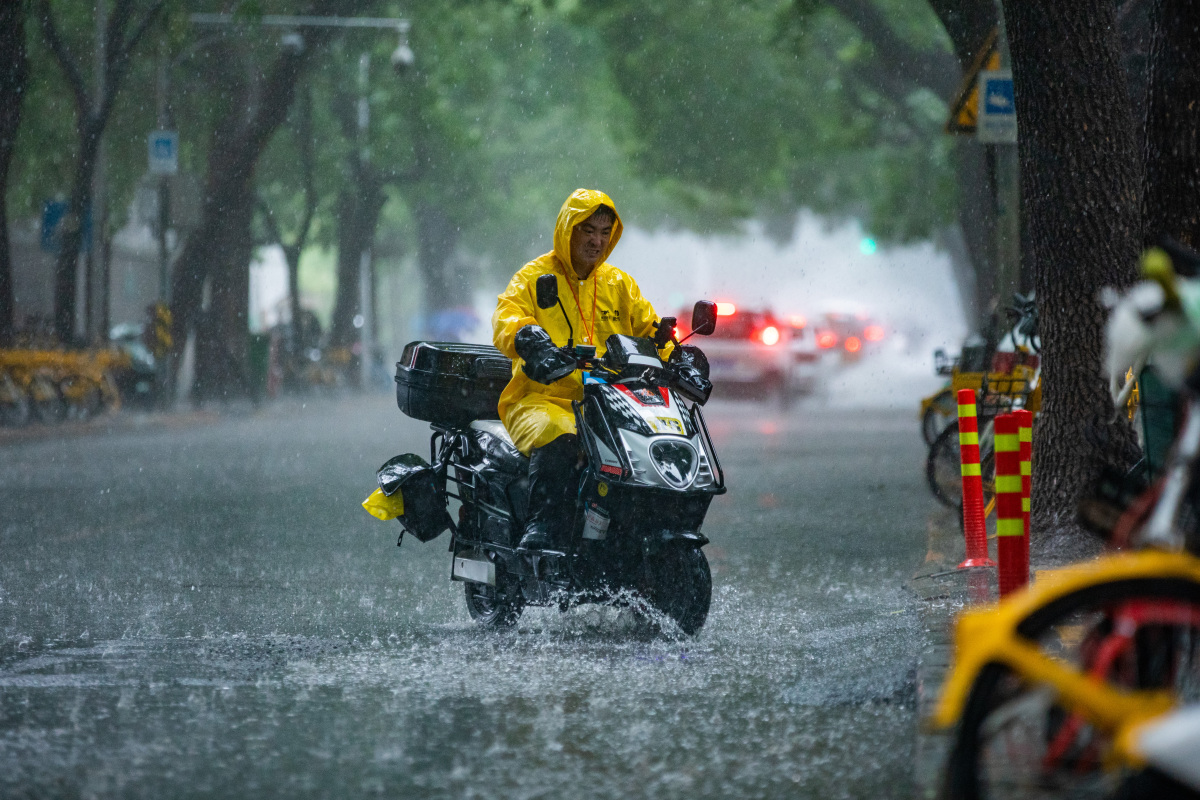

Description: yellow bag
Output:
[362,487,404,521]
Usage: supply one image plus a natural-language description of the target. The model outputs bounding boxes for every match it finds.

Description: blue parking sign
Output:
[978,70,1017,144]
[148,130,179,175]
[983,78,1014,116]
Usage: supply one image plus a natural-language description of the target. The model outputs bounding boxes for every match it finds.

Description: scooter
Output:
[370,276,724,634]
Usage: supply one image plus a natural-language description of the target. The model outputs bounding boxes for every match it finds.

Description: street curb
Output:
[909,508,997,799]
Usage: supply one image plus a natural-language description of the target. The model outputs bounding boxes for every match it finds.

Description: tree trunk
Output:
[0,1,29,345]
[169,0,361,400]
[416,201,463,315]
[1141,0,1200,249]
[257,87,317,361]
[53,123,99,344]
[329,167,386,348]
[171,45,315,399]
[36,0,165,345]
[1002,0,1143,539]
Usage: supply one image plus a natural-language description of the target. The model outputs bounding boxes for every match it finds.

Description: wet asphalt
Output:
[0,391,932,799]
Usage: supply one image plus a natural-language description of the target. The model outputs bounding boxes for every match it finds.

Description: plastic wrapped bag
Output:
[366,453,452,542]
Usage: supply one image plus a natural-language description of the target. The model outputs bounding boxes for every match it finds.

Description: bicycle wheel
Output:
[927,419,996,509]
[922,388,957,445]
[943,577,1200,800]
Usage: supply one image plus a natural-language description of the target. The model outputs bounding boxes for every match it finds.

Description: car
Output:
[813,310,885,361]
[677,303,815,405]
[784,314,821,395]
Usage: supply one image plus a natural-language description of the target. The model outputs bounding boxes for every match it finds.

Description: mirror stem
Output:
[557,299,574,349]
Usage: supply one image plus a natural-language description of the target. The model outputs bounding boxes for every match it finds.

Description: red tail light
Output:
[716,302,737,316]
[816,331,837,349]
[759,325,780,346]
[863,324,884,342]
[844,336,862,353]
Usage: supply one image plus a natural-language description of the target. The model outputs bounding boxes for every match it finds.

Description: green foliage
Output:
[7,0,962,302]
[580,0,958,244]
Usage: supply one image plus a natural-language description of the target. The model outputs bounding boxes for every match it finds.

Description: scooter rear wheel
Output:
[463,564,524,628]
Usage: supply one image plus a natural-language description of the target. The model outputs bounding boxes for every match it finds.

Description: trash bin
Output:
[248,333,271,401]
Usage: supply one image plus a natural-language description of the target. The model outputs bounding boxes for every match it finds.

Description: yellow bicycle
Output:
[934,551,1200,799]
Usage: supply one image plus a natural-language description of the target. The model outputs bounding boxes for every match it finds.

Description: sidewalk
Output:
[0,393,368,446]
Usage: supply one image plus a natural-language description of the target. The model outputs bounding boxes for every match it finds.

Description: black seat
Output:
[468,420,529,475]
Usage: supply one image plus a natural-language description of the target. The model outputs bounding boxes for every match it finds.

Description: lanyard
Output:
[565,272,597,344]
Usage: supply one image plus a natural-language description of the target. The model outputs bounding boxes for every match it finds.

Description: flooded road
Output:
[1,393,930,798]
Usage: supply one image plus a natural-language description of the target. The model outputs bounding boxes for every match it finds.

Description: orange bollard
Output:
[994,414,1025,596]
[957,389,996,569]
[1014,409,1033,587]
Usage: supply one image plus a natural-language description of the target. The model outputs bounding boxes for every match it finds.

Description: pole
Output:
[957,389,997,570]
[1015,408,1033,585]
[994,414,1025,596]
[91,0,109,343]
[156,35,171,304]
[994,145,1020,306]
[359,250,372,390]
[993,15,1022,307]
[358,52,371,390]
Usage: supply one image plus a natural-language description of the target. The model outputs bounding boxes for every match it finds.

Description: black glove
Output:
[669,345,712,404]
[671,344,710,380]
[515,325,576,384]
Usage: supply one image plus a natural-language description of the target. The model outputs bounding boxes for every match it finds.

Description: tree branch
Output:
[825,0,960,99]
[294,85,317,255]
[256,196,284,246]
[35,0,90,121]
[924,0,998,73]
[99,0,167,127]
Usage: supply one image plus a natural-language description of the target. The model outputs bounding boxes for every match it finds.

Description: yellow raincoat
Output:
[493,189,662,455]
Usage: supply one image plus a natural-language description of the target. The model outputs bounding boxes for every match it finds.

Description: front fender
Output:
[648,530,709,550]
[930,550,1200,731]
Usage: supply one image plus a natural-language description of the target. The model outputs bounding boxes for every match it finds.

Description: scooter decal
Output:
[656,417,685,435]
[614,383,665,407]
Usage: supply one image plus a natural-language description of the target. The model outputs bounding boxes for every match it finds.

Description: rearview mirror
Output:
[536,274,559,310]
[691,301,717,335]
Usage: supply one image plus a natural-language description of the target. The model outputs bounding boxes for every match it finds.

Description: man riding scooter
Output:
[492,188,667,553]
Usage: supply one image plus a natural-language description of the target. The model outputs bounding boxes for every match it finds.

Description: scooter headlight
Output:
[649,440,698,488]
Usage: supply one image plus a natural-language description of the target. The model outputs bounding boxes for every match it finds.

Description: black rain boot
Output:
[518,434,579,552]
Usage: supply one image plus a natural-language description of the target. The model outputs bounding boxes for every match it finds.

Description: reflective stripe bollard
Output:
[957,389,996,569]
[994,414,1024,596]
[1014,409,1033,588]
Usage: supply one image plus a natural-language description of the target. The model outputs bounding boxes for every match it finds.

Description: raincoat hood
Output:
[552,188,624,276]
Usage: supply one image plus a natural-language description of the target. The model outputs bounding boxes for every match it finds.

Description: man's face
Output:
[569,212,613,276]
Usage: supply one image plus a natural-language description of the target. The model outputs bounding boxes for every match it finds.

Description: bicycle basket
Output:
[978,367,1037,415]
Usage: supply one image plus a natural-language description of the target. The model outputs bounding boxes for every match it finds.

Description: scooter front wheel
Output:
[649,545,712,636]
[463,563,524,628]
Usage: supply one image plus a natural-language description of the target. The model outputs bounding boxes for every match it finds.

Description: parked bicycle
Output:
[925,297,1042,512]
[920,294,1041,447]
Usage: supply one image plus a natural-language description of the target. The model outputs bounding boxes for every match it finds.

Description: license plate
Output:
[452,555,495,585]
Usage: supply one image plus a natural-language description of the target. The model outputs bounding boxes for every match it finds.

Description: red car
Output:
[678,303,817,404]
